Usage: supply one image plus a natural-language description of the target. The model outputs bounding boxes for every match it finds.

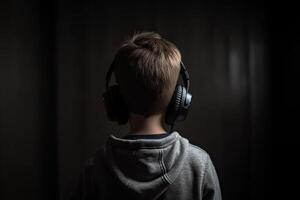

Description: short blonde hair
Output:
[113,31,182,117]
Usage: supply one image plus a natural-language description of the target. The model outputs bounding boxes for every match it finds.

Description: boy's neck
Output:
[128,112,167,135]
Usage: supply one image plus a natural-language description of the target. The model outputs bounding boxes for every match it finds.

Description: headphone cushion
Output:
[165,85,184,125]
[102,85,129,125]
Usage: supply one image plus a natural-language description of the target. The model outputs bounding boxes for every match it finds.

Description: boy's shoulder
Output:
[179,133,210,161]
[84,135,212,171]
[188,142,210,160]
[183,138,212,174]
[81,144,107,170]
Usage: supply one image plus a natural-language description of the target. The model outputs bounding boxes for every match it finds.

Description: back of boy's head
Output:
[113,31,182,117]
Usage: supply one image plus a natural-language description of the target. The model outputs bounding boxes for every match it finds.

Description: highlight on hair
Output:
[113,31,182,117]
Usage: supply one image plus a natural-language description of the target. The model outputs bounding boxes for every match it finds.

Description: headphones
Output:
[102,60,192,132]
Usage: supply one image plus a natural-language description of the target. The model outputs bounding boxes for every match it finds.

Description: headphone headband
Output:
[179,61,190,92]
[105,61,190,92]
[105,62,115,89]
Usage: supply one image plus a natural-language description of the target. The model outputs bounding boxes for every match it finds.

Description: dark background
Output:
[0,0,298,200]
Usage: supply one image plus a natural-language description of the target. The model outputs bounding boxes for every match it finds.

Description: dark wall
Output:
[266,2,299,199]
[0,0,58,199]
[1,0,288,200]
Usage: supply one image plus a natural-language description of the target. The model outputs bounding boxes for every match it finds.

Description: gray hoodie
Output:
[70,131,222,200]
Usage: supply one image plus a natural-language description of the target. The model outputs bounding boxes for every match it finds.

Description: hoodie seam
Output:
[161,150,173,184]
[159,150,172,185]
[158,150,171,185]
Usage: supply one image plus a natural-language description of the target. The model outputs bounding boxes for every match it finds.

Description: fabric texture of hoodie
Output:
[70,131,222,200]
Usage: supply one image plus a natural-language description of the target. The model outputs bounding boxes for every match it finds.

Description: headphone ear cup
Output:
[102,85,129,125]
[176,85,192,122]
[165,84,192,126]
[165,84,183,125]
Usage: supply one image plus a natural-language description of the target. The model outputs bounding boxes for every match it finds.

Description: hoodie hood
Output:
[104,131,190,200]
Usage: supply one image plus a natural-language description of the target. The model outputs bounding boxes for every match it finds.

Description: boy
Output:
[70,32,221,200]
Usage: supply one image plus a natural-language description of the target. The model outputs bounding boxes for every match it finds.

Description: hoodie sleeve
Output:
[69,159,97,200]
[202,155,222,200]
